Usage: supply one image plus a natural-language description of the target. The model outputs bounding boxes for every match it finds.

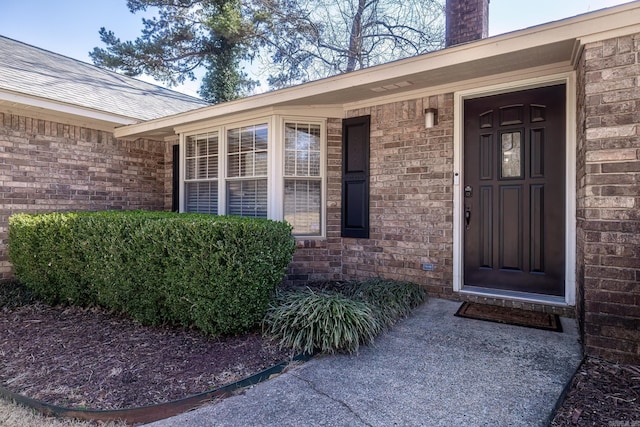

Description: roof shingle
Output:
[0,35,209,121]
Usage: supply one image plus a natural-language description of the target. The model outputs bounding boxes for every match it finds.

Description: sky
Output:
[0,0,635,98]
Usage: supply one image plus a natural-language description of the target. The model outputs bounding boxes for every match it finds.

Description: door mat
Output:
[455,302,563,332]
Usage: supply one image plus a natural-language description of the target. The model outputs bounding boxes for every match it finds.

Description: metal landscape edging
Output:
[0,352,312,425]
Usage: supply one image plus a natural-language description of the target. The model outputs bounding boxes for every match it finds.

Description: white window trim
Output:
[452,72,577,307]
[179,115,327,239]
[280,116,327,238]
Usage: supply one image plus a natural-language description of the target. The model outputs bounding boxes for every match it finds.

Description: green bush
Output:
[264,279,426,354]
[263,288,382,355]
[346,279,426,328]
[8,211,296,336]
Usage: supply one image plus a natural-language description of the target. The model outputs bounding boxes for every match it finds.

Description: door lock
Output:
[464,185,473,198]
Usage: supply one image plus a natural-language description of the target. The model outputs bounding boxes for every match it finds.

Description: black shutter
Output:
[171,144,180,212]
[341,115,370,238]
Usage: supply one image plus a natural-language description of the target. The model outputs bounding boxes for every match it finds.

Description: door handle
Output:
[465,207,471,229]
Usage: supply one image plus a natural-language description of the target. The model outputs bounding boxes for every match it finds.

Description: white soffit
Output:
[115,1,640,139]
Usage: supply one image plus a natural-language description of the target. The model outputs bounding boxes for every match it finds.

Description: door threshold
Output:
[460,286,570,307]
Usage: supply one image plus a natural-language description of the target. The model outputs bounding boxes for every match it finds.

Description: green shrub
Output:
[347,279,426,328]
[8,211,296,336]
[263,288,382,355]
[264,279,426,354]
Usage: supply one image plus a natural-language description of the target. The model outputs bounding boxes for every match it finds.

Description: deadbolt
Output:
[464,185,473,198]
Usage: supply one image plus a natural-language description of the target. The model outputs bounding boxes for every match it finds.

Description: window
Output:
[182,118,325,237]
[284,122,322,236]
[226,124,268,218]
[184,132,218,214]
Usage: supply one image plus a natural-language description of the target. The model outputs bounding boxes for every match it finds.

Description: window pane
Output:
[296,151,309,176]
[241,126,254,152]
[285,124,297,150]
[207,155,218,177]
[255,124,268,150]
[228,128,240,153]
[185,181,218,214]
[186,158,196,180]
[255,151,268,176]
[186,132,218,181]
[228,154,240,177]
[227,179,268,218]
[227,124,268,178]
[284,151,296,176]
[284,179,321,235]
[284,122,321,178]
[309,151,321,176]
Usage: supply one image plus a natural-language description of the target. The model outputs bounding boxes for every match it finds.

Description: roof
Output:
[0,35,209,125]
[114,0,640,139]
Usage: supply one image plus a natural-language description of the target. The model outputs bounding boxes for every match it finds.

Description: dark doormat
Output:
[455,302,563,332]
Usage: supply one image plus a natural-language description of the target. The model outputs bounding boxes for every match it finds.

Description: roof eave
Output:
[0,90,139,131]
[114,1,640,139]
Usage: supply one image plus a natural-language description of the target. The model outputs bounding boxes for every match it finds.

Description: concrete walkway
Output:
[146,298,582,427]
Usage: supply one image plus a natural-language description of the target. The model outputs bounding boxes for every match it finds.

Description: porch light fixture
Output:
[425,108,438,128]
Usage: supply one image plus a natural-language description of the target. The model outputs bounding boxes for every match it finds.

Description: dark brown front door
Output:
[463,85,566,296]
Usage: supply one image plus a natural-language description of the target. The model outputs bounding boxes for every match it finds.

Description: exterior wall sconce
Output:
[425,108,438,128]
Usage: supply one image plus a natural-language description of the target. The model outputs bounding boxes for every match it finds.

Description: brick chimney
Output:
[446,0,489,47]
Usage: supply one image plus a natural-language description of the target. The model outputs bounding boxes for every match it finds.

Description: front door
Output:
[463,85,566,296]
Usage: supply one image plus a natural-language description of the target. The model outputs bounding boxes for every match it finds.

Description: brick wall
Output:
[286,96,574,317]
[0,111,168,281]
[577,33,640,363]
[445,0,489,47]
[287,118,343,284]
[343,95,456,297]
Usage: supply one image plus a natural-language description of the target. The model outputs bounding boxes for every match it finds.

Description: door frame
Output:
[452,73,576,306]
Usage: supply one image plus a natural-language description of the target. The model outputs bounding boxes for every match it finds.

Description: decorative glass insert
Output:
[184,132,219,213]
[501,131,522,178]
[284,122,322,236]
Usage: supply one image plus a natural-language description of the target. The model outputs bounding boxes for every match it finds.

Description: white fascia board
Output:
[173,105,343,134]
[0,90,139,126]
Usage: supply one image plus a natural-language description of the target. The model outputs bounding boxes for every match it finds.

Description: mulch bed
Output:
[551,357,640,426]
[0,301,292,410]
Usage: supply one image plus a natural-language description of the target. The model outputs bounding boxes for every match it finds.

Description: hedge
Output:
[8,211,296,336]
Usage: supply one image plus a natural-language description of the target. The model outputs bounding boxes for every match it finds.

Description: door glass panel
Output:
[501,131,522,178]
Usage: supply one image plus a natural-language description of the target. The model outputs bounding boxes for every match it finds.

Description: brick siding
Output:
[577,33,640,363]
[286,97,574,318]
[0,111,169,281]
[344,95,455,296]
[445,0,489,47]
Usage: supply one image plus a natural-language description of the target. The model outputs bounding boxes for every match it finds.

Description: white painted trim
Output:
[178,115,329,239]
[452,72,577,306]
[280,116,328,239]
[170,107,341,135]
[564,74,578,306]
[178,134,186,213]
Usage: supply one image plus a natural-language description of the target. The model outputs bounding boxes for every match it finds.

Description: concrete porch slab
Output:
[146,298,583,427]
